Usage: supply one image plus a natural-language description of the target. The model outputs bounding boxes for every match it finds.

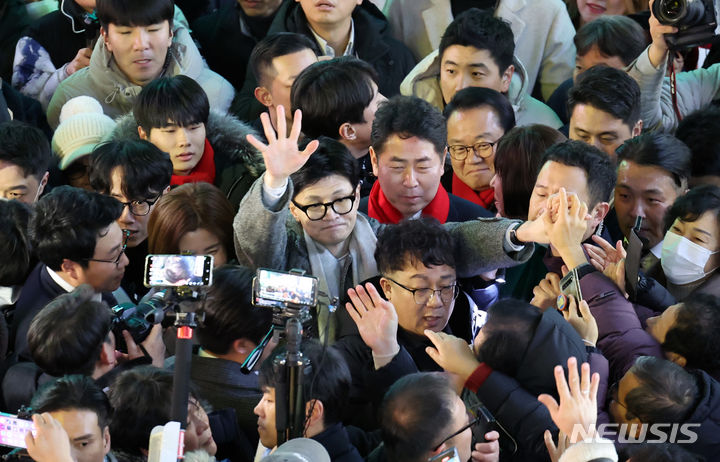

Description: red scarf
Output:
[367,181,450,224]
[170,139,216,186]
[451,172,494,209]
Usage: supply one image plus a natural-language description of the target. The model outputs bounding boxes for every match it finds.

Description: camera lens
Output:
[653,0,707,26]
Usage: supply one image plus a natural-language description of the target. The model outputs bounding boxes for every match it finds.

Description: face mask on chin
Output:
[661,231,719,285]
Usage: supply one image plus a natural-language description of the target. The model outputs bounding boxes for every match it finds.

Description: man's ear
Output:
[138,125,149,140]
[369,146,380,177]
[304,399,324,426]
[632,119,643,138]
[289,200,302,222]
[102,426,111,455]
[61,259,84,284]
[254,87,273,107]
[232,338,255,356]
[379,277,392,299]
[97,341,115,368]
[500,64,515,93]
[36,171,49,199]
[592,201,611,223]
[339,122,356,141]
[101,27,112,52]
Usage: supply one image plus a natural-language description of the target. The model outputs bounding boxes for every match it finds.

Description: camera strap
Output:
[669,58,683,122]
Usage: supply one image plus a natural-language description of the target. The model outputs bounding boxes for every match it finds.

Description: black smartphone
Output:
[624,216,644,301]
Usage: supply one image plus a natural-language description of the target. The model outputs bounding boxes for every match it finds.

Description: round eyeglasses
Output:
[448,141,497,161]
[291,194,356,221]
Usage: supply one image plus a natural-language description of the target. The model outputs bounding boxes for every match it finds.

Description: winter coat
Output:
[627,45,720,133]
[230,0,416,122]
[400,50,562,128]
[578,270,664,384]
[46,7,234,129]
[12,1,95,109]
[110,110,263,208]
[386,0,576,100]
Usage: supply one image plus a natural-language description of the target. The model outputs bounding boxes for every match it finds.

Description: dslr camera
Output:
[652,0,720,48]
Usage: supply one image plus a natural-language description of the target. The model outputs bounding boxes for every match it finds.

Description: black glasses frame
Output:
[291,193,357,221]
[384,276,459,305]
[118,193,162,216]
[83,229,130,265]
[447,141,498,160]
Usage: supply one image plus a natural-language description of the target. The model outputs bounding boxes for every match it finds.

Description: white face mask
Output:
[661,231,719,285]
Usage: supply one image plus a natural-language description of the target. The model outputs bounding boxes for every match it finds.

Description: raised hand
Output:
[346,283,399,358]
[25,413,73,462]
[586,235,627,295]
[648,0,679,67]
[531,272,562,311]
[246,105,320,189]
[558,295,598,347]
[544,189,590,270]
[537,357,599,445]
[425,330,480,384]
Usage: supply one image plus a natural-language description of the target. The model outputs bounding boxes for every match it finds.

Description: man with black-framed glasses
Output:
[89,139,172,303]
[10,186,129,361]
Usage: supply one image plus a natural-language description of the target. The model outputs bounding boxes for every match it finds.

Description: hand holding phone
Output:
[0,412,35,448]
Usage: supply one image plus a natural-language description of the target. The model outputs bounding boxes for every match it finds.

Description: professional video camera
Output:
[652,0,720,48]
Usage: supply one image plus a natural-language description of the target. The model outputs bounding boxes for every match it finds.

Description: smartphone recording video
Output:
[253,269,318,308]
[144,255,213,288]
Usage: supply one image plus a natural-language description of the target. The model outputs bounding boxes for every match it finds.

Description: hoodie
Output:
[46,7,234,129]
[400,49,562,129]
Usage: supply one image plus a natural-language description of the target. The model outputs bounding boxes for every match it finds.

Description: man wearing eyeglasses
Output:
[10,186,129,361]
[88,139,172,303]
[442,87,516,214]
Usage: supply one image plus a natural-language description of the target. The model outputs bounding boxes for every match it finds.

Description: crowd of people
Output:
[0,0,719,461]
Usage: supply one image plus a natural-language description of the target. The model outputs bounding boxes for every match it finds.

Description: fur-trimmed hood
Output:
[109,110,264,207]
[109,110,263,178]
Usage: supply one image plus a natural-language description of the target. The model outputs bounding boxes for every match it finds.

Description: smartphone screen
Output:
[254,269,318,307]
[0,413,34,448]
[144,255,213,288]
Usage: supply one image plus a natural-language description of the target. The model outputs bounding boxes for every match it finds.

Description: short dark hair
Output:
[574,15,647,66]
[31,375,112,429]
[375,217,455,275]
[675,106,720,180]
[290,137,361,195]
[540,140,616,208]
[663,294,720,375]
[371,96,446,158]
[568,66,641,129]
[0,200,34,286]
[439,8,515,74]
[616,133,691,189]
[291,56,377,139]
[475,299,542,377]
[250,32,319,87]
[109,366,201,455]
[89,140,172,200]
[665,184,720,231]
[259,340,351,427]
[96,0,173,29]
[494,125,566,219]
[30,186,123,270]
[380,372,457,462]
[197,265,272,354]
[0,121,51,178]
[134,75,210,131]
[443,87,516,133]
[27,285,113,377]
[625,356,698,424]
